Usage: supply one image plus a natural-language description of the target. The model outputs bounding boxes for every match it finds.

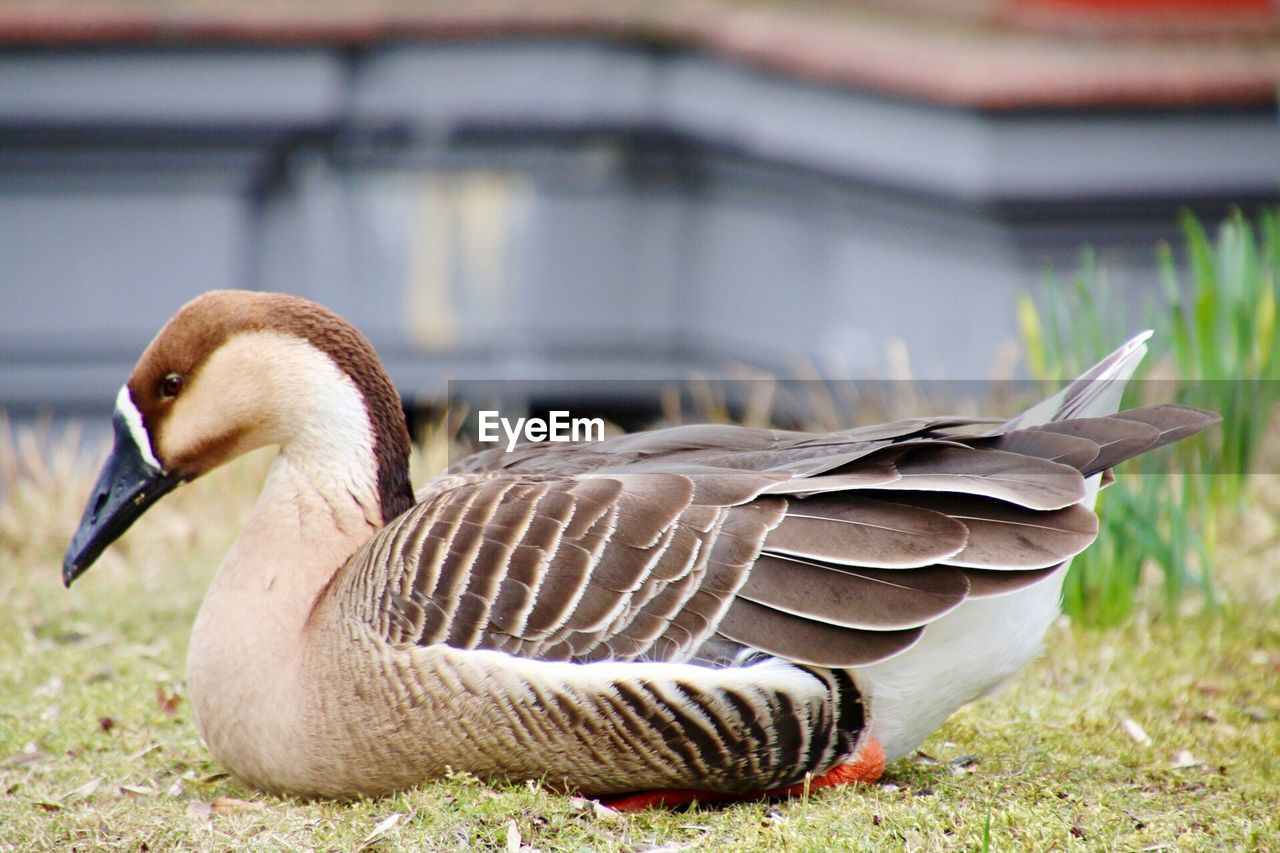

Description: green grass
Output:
[2,425,1278,850]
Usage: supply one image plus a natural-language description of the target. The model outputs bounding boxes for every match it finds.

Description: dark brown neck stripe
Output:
[268,296,416,524]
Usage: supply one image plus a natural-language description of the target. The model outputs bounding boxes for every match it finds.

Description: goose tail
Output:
[1005,330,1153,430]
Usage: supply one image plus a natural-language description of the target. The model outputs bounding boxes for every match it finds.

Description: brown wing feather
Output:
[716,598,924,667]
[962,565,1065,598]
[738,555,969,630]
[1035,417,1160,475]
[763,494,968,568]
[891,493,1098,570]
[980,429,1101,470]
[1113,404,1222,451]
[875,446,1087,511]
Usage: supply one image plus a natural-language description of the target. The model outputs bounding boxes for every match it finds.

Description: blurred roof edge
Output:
[1,0,1277,111]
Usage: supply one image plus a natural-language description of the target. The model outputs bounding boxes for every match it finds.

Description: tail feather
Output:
[999,333,1220,509]
[1006,330,1153,430]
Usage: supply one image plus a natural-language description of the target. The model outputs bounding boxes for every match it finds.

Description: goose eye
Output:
[159,373,184,399]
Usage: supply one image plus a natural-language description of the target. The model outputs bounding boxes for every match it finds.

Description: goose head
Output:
[62,290,413,586]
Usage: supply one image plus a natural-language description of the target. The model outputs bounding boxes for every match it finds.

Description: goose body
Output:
[63,291,1218,801]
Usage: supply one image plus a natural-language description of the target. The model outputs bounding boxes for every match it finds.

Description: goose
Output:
[62,290,1218,808]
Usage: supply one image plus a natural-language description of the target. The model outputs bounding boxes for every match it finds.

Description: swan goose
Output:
[62,291,1218,806]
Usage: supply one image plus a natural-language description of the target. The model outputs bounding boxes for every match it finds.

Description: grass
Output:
[2,422,1279,850]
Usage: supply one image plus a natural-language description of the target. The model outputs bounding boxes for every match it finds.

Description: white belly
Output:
[853,565,1067,762]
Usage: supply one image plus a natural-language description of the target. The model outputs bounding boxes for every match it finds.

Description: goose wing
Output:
[336,404,1214,669]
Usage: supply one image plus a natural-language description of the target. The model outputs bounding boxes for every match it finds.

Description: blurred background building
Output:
[2,0,1279,422]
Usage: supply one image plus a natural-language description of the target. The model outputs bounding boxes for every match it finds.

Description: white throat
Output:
[269,347,382,532]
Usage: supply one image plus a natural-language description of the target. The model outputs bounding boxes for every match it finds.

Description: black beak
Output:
[62,410,181,586]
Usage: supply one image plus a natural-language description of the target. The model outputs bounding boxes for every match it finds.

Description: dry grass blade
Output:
[359,812,404,848]
[1122,718,1153,746]
[210,797,265,815]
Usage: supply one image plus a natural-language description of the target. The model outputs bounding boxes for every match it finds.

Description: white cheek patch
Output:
[116,385,162,470]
